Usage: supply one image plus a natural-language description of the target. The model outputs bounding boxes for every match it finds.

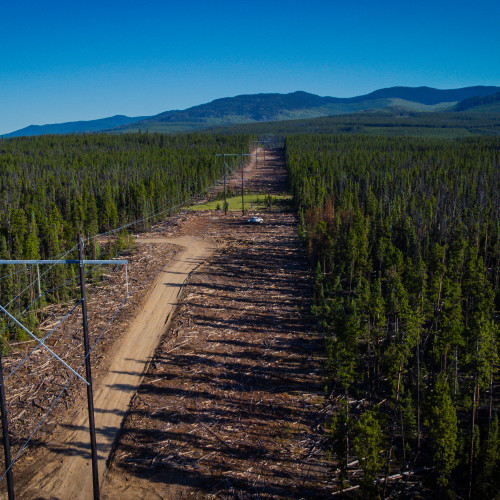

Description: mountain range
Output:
[5,85,500,138]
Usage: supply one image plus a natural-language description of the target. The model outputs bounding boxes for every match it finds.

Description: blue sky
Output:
[1,0,499,134]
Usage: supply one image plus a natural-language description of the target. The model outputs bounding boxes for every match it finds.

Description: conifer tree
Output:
[477,414,500,496]
[425,373,458,488]
[353,410,384,495]
[329,399,350,492]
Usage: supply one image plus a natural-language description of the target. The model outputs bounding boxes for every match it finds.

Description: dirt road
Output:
[102,149,330,498]
[13,148,329,498]
[19,236,214,499]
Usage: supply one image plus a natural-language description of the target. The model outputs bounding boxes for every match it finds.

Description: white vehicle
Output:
[247,216,263,224]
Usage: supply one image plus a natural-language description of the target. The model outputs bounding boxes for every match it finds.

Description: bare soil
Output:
[17,236,214,499]
[2,148,330,498]
[1,239,183,498]
[2,242,181,442]
[103,149,331,498]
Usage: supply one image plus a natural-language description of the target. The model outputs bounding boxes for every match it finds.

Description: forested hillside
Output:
[214,111,500,138]
[7,86,499,137]
[286,135,500,496]
[0,132,250,337]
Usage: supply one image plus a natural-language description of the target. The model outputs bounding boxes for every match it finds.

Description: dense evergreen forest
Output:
[214,111,500,138]
[1,127,499,495]
[286,135,500,497]
[0,132,251,338]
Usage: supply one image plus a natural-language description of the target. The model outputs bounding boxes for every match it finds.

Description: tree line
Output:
[0,132,251,341]
[213,111,500,138]
[286,134,500,497]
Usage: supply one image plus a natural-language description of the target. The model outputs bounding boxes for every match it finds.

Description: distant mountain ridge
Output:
[453,91,500,112]
[4,115,148,138]
[348,85,500,105]
[5,86,500,137]
[152,91,333,122]
[113,85,500,133]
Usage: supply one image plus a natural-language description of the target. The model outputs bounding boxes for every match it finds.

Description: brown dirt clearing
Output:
[103,149,330,498]
[3,148,330,499]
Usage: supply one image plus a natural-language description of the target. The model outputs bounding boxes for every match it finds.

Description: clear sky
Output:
[1,0,499,135]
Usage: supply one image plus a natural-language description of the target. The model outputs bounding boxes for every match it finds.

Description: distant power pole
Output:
[241,149,245,215]
[252,140,269,172]
[215,152,250,216]
[223,154,227,215]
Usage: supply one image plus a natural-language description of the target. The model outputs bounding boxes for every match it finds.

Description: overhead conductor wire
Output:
[0,149,249,482]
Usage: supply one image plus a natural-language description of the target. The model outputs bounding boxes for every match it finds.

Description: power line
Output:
[0,150,247,341]
[0,147,252,492]
[0,237,182,483]
[5,299,83,382]
[0,149,244,283]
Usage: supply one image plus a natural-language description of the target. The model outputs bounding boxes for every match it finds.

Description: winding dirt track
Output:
[19,236,214,499]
